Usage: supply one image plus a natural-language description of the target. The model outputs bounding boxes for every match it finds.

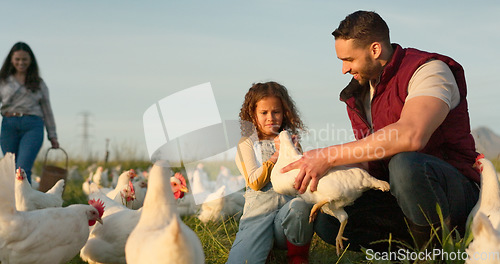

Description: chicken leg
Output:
[309,199,329,223]
[321,206,349,256]
[336,219,348,256]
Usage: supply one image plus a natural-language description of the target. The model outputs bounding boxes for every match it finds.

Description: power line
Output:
[78,111,93,157]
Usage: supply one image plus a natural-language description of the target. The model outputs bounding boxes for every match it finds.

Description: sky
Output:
[1,0,499,162]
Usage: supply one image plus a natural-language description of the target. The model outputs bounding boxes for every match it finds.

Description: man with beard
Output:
[282,10,480,252]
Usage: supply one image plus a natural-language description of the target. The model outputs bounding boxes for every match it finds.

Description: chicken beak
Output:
[180,186,188,193]
[96,217,103,225]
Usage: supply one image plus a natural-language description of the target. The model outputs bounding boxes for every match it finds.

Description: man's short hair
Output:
[332,10,390,48]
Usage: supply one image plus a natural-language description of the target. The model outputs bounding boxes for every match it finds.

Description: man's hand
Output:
[281,147,332,193]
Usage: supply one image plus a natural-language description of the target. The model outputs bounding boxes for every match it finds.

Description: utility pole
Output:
[79,111,93,159]
[104,138,110,167]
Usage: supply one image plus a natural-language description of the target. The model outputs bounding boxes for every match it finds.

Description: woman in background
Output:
[0,42,59,183]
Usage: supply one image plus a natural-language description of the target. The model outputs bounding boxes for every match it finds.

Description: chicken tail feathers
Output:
[46,179,65,195]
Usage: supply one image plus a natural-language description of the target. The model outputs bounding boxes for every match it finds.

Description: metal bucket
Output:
[39,148,68,193]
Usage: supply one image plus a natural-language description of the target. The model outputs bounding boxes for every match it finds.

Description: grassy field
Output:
[31,157,500,264]
[34,158,367,263]
[60,182,364,263]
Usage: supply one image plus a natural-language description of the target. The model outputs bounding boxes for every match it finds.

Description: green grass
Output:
[39,162,364,264]
[183,215,366,264]
[59,178,363,264]
[33,158,499,264]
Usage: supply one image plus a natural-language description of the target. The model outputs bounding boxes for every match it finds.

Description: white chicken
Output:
[88,183,129,217]
[141,167,150,179]
[15,167,65,211]
[270,131,390,255]
[83,174,94,197]
[190,163,215,195]
[112,181,137,209]
[81,190,142,264]
[466,154,500,263]
[216,166,245,194]
[467,154,500,227]
[198,185,226,224]
[171,172,189,199]
[130,172,148,210]
[80,171,189,264]
[466,213,500,264]
[87,163,98,175]
[88,181,136,212]
[31,174,41,190]
[125,161,204,264]
[216,166,232,188]
[177,192,197,217]
[93,166,109,188]
[222,190,245,221]
[0,153,105,264]
[68,165,83,181]
[110,164,123,188]
[105,169,138,199]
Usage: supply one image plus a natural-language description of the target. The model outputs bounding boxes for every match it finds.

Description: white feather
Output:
[125,161,204,264]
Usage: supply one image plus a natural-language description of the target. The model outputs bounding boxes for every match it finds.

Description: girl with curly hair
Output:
[227,81,313,264]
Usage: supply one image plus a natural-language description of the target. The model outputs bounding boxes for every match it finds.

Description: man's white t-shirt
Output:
[364,59,460,127]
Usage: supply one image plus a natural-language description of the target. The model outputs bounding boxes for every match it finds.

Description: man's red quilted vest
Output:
[339,44,479,183]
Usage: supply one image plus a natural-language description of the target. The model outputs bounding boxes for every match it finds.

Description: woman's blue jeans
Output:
[314,152,479,251]
[1,115,44,183]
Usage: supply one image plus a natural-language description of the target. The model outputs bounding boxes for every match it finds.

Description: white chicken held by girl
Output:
[271,131,390,255]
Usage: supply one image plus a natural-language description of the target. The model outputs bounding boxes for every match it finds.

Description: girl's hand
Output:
[291,134,300,149]
[269,136,280,164]
[273,136,281,151]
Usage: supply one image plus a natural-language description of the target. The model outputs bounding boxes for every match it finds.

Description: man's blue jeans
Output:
[1,115,44,183]
[314,152,479,251]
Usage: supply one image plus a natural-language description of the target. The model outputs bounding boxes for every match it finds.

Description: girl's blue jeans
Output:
[314,152,479,251]
[226,184,314,264]
[1,115,44,183]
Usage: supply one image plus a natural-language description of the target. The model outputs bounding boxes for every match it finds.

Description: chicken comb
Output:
[174,172,187,187]
[16,167,24,181]
[474,153,486,173]
[128,180,136,195]
[88,199,105,217]
[124,180,136,202]
[129,169,137,178]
